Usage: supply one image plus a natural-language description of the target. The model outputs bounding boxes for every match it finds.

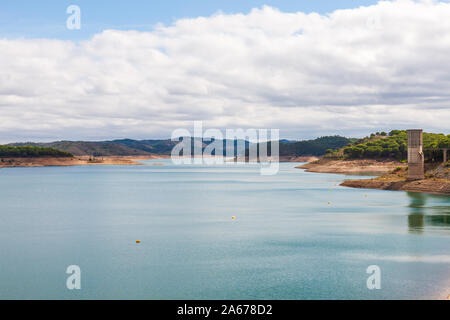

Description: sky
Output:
[0,0,449,142]
[0,1,381,40]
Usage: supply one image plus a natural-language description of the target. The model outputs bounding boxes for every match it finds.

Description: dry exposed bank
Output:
[0,155,169,168]
[0,155,316,167]
[340,164,450,195]
[296,159,405,175]
[341,177,450,195]
[279,156,319,163]
[297,159,450,195]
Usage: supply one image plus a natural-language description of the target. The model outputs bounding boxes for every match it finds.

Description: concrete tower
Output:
[407,129,424,180]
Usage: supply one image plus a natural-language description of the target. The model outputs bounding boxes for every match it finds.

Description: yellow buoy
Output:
[328,202,331,205]
[232,216,236,220]
[136,240,141,244]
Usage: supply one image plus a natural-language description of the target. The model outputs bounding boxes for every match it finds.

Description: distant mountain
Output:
[8,138,252,157]
[9,140,159,156]
[8,136,354,157]
[7,132,448,160]
[279,139,297,144]
[243,136,353,158]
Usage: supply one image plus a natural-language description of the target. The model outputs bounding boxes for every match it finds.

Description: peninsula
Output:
[297,130,450,195]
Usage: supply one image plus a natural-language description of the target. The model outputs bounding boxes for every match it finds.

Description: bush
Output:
[344,146,364,158]
[392,167,402,173]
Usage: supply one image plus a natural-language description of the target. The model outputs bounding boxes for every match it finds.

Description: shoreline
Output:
[279,156,320,163]
[3,155,450,195]
[0,155,170,168]
[296,158,450,196]
[296,159,406,175]
[340,177,450,195]
[0,155,316,168]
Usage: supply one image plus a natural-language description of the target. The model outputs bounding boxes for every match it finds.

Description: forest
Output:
[338,130,450,161]
[0,145,73,158]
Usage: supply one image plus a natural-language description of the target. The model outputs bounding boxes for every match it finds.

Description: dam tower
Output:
[407,129,424,180]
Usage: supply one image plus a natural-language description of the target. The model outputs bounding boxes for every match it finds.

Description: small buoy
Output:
[136,240,141,244]
[328,202,331,205]
[232,216,236,220]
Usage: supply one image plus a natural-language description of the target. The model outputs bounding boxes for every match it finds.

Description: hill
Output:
[0,145,73,158]
[9,138,251,157]
[279,136,354,156]
[328,130,450,161]
[9,139,177,156]
[297,130,450,195]
[9,136,354,158]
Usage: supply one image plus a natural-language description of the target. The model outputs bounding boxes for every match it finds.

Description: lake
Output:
[0,160,449,299]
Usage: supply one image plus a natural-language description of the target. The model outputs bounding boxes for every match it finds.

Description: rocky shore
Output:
[297,159,450,195]
[341,177,450,195]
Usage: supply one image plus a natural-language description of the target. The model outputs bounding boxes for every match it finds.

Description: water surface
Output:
[0,161,449,299]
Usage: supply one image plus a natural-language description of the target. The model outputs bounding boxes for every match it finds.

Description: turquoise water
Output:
[0,160,449,300]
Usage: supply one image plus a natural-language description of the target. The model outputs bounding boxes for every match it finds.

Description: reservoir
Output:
[0,160,448,299]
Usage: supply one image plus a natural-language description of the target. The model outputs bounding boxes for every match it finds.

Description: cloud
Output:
[0,0,449,142]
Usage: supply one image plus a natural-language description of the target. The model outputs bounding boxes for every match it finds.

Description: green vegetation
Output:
[10,139,178,156]
[278,136,353,157]
[335,130,450,160]
[9,136,354,158]
[392,167,402,173]
[6,131,448,161]
[0,145,73,158]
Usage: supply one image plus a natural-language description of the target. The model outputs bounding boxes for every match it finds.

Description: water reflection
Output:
[407,192,450,234]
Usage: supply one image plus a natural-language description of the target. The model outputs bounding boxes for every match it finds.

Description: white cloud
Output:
[0,0,449,142]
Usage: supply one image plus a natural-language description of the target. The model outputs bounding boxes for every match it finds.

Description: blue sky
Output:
[1,0,380,39]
